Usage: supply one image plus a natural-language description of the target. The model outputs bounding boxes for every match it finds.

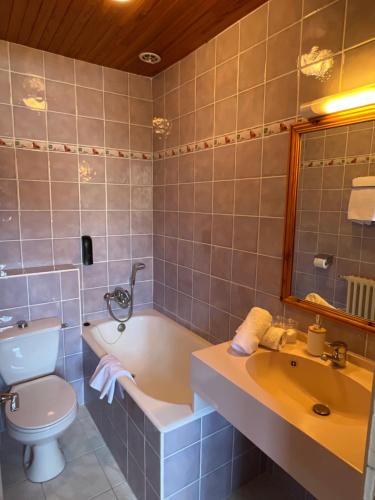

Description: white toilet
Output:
[0,317,77,482]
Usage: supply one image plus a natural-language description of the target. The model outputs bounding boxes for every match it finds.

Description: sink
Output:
[191,339,374,500]
[246,350,371,426]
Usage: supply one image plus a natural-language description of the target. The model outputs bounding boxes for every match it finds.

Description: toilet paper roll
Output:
[313,257,329,269]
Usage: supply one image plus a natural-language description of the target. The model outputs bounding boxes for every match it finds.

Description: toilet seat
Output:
[5,374,77,482]
[5,374,76,430]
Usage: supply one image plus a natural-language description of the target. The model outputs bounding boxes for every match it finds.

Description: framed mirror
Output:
[282,104,375,333]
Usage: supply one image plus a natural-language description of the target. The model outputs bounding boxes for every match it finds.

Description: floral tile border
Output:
[302,153,375,168]
[153,118,295,160]
[0,137,152,161]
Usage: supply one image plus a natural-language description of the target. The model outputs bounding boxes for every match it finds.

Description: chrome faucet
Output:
[321,341,348,368]
[103,262,146,331]
[0,392,19,412]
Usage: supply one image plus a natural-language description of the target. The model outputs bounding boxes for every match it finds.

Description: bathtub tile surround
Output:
[151,0,375,359]
[83,339,268,500]
[0,40,153,322]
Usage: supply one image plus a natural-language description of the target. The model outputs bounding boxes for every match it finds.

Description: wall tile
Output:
[77,87,103,118]
[240,4,268,50]
[302,0,345,54]
[216,24,239,65]
[268,0,302,35]
[75,60,103,90]
[267,24,300,80]
[239,42,266,92]
[46,80,76,114]
[45,52,74,83]
[164,443,200,497]
[9,43,43,76]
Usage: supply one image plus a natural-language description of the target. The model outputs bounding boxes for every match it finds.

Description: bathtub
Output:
[82,308,264,499]
[82,308,211,430]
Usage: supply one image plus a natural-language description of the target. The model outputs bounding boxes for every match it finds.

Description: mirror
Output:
[282,105,375,333]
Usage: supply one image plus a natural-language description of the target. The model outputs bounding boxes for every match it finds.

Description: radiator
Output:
[341,275,375,320]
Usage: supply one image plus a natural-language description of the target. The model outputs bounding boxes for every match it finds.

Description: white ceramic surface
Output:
[82,309,211,430]
[0,318,60,385]
[191,340,374,500]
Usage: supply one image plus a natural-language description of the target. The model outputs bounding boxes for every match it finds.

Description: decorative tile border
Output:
[1,117,298,162]
[153,118,296,160]
[302,153,375,168]
[0,137,152,161]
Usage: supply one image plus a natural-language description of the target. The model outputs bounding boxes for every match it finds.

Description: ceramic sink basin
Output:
[246,350,371,426]
[191,339,374,500]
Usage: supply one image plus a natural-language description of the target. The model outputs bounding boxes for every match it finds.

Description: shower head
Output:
[130,262,146,286]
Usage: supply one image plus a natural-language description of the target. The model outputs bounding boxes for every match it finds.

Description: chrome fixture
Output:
[104,262,145,331]
[312,403,331,416]
[321,341,348,368]
[17,320,28,329]
[1,392,19,412]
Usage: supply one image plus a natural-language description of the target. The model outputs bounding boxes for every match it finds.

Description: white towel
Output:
[89,354,135,404]
[348,177,375,224]
[305,292,335,309]
[260,326,287,351]
[231,307,272,355]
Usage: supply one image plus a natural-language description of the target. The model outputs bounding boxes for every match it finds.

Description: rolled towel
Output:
[305,292,335,309]
[232,307,272,355]
[260,326,287,351]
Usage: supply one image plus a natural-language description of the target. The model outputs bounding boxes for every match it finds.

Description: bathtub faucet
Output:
[104,262,145,328]
[104,287,131,308]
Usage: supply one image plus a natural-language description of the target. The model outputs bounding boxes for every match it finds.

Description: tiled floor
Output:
[0,406,136,500]
[0,406,298,500]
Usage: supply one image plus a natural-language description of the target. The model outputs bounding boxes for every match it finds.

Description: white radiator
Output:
[342,275,375,320]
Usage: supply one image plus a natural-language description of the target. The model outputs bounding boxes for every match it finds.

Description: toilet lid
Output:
[6,375,77,430]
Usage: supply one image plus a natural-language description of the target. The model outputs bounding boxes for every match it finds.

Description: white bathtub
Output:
[82,309,212,430]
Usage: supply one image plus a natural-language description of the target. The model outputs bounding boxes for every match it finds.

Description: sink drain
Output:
[313,403,331,416]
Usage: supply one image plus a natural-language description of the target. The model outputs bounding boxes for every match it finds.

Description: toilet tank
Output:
[0,317,61,385]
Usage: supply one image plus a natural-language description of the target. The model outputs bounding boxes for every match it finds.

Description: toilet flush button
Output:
[17,320,28,329]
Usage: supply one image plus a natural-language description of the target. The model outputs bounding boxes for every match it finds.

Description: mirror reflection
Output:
[292,119,375,321]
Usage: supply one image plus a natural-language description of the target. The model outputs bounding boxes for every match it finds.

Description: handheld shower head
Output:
[130,262,145,286]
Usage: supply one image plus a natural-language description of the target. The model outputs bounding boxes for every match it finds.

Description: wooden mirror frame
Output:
[281,103,375,333]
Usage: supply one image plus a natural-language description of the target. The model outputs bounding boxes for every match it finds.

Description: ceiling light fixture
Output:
[139,52,161,64]
[300,84,375,118]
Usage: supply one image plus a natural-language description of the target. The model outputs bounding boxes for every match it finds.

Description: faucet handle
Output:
[329,340,348,353]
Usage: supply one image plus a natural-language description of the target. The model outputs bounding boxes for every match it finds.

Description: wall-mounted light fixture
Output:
[300,84,375,118]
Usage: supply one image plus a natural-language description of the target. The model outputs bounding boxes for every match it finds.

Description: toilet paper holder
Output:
[313,254,333,269]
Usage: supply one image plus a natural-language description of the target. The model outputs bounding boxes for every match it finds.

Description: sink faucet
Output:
[0,392,19,412]
[321,341,348,368]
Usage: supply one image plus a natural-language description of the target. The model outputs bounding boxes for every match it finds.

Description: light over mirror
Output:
[282,103,375,333]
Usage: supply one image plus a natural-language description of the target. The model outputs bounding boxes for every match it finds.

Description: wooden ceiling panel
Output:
[0,0,267,76]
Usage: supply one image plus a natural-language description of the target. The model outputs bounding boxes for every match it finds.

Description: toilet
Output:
[0,317,77,482]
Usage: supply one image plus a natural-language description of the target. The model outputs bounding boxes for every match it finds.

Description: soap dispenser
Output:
[307,315,326,356]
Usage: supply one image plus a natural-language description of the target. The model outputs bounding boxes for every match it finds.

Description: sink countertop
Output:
[191,340,374,500]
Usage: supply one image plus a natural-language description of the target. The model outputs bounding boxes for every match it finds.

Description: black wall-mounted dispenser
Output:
[82,235,93,265]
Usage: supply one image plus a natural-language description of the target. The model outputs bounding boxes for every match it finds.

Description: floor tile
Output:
[78,405,91,421]
[42,451,111,500]
[95,447,125,488]
[0,434,26,487]
[113,482,137,500]
[60,419,102,462]
[81,417,106,450]
[92,490,117,500]
[4,479,45,500]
